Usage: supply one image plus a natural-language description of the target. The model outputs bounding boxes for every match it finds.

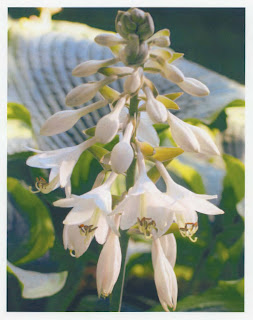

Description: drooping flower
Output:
[152,235,178,311]
[53,172,117,226]
[62,208,110,258]
[167,111,220,155]
[112,150,174,238]
[26,137,97,197]
[155,161,224,241]
[96,216,122,298]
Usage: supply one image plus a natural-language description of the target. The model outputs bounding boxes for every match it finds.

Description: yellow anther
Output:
[179,222,198,242]
[137,217,158,239]
[29,176,59,194]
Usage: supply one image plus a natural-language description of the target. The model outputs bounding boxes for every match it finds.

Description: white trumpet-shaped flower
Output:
[96,217,122,298]
[95,97,127,144]
[72,58,118,77]
[112,150,174,238]
[40,100,108,136]
[26,137,97,197]
[65,76,117,107]
[152,236,178,312]
[62,211,109,258]
[53,172,117,226]
[177,77,210,97]
[167,111,220,155]
[111,121,134,173]
[145,86,168,123]
[156,161,224,241]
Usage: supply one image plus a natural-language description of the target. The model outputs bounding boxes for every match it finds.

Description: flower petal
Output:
[159,234,177,268]
[63,200,96,225]
[137,112,160,147]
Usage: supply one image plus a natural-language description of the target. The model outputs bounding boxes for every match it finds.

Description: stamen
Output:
[78,224,98,236]
[29,176,59,194]
[137,217,158,239]
[179,222,198,242]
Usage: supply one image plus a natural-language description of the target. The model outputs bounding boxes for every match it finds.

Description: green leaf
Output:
[7,102,32,127]
[176,279,244,312]
[71,150,94,193]
[222,154,245,204]
[7,261,68,299]
[7,177,55,265]
[169,159,206,194]
[185,99,245,131]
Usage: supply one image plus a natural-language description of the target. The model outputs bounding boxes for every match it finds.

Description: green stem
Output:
[109,230,130,311]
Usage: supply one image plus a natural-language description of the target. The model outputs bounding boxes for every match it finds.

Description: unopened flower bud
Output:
[72,58,118,77]
[95,97,126,144]
[177,77,210,96]
[40,100,108,136]
[145,87,168,123]
[119,35,148,66]
[137,12,155,41]
[96,231,122,298]
[152,237,178,311]
[95,33,126,47]
[123,67,143,94]
[111,121,134,173]
[161,63,185,83]
[65,76,117,107]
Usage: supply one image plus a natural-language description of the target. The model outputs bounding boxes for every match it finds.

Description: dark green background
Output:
[8,7,245,84]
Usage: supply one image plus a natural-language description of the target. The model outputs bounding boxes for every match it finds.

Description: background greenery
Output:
[7,8,245,312]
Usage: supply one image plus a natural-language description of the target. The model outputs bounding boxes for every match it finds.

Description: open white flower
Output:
[112,151,174,238]
[62,209,110,258]
[167,111,220,155]
[26,137,97,197]
[156,161,224,241]
[53,172,117,225]
[96,217,122,298]
[152,236,178,311]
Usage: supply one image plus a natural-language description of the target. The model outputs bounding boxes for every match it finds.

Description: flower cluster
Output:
[27,8,224,311]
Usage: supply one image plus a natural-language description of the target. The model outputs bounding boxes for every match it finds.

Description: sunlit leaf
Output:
[7,261,68,299]
[7,177,55,265]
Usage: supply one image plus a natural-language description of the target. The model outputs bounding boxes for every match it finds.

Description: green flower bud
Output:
[119,34,148,66]
[115,8,155,41]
